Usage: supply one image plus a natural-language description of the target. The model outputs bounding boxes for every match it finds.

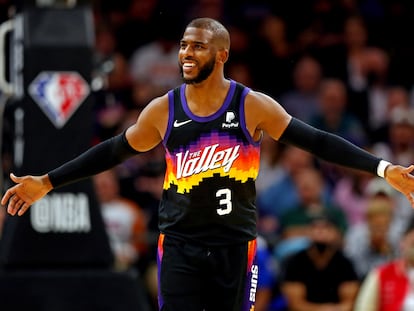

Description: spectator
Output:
[370,85,411,144]
[372,106,414,167]
[275,167,346,261]
[256,145,317,240]
[320,15,371,126]
[93,22,132,93]
[279,167,346,239]
[363,47,391,135]
[93,169,148,271]
[354,217,414,311]
[224,22,255,76]
[92,22,133,142]
[251,14,294,97]
[279,55,323,123]
[310,78,368,148]
[344,194,399,280]
[129,14,182,106]
[280,213,359,311]
[255,133,284,196]
[332,167,373,225]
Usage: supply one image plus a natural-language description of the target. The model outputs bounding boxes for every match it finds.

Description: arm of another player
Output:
[1,95,168,216]
[245,90,414,207]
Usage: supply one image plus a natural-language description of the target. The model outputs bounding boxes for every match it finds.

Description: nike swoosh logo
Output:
[173,119,192,127]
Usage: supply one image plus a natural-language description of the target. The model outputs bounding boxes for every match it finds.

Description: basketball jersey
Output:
[160,80,260,246]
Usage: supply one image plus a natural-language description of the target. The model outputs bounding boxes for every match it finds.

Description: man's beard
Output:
[180,57,216,84]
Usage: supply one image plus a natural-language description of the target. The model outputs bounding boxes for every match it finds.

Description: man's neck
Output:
[184,77,231,117]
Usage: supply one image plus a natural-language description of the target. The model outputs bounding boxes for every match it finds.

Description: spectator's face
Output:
[282,146,313,175]
[93,170,119,203]
[294,169,323,205]
[344,16,367,48]
[293,57,322,92]
[386,87,409,113]
[319,80,347,123]
[367,213,391,246]
[309,221,341,246]
[389,123,414,149]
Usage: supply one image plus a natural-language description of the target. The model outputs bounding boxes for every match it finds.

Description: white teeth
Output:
[183,63,195,68]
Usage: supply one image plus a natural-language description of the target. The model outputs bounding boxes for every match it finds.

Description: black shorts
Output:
[157,234,258,311]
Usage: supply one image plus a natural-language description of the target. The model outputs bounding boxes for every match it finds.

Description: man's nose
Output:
[182,45,194,56]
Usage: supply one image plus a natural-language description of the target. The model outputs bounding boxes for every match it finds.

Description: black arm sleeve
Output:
[279,117,380,175]
[48,131,140,188]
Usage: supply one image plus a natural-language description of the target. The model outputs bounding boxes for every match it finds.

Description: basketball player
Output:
[2,18,414,311]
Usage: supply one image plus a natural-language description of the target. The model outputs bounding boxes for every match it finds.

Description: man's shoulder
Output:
[147,92,170,107]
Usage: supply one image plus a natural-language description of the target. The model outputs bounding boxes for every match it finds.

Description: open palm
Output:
[1,173,52,216]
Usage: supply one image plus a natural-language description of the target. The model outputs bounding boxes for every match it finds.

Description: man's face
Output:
[309,220,341,245]
[178,27,217,84]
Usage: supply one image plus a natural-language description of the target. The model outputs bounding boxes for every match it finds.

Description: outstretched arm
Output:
[1,95,168,216]
[245,91,414,207]
[279,117,414,207]
[1,131,140,216]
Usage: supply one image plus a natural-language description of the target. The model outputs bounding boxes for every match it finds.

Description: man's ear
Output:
[217,49,229,64]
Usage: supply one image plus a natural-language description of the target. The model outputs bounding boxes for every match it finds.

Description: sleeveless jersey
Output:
[160,80,261,246]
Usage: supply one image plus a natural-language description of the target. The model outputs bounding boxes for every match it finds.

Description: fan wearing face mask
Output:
[280,213,359,311]
[354,217,414,311]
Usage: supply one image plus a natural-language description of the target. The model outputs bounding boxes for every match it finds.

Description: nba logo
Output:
[28,71,90,129]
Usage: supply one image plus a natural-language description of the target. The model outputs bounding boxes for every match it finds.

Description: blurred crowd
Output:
[2,0,414,310]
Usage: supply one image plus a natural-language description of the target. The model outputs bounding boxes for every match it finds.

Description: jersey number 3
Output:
[216,188,232,216]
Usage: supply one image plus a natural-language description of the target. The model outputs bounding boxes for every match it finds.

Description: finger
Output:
[7,195,21,216]
[17,202,31,216]
[9,173,23,183]
[14,198,24,210]
[1,187,18,205]
[407,193,414,208]
[403,165,414,174]
[7,203,17,216]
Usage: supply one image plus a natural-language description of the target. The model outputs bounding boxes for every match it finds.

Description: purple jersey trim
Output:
[180,80,236,122]
[163,90,175,144]
[239,87,261,146]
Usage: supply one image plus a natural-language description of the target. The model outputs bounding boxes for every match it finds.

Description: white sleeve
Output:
[354,270,380,311]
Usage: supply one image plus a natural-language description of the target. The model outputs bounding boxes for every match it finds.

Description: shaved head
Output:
[186,18,230,50]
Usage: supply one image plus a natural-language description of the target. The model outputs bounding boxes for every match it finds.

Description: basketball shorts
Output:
[157,233,258,311]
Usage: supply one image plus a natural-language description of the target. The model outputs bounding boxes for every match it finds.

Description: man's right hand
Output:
[1,173,53,216]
